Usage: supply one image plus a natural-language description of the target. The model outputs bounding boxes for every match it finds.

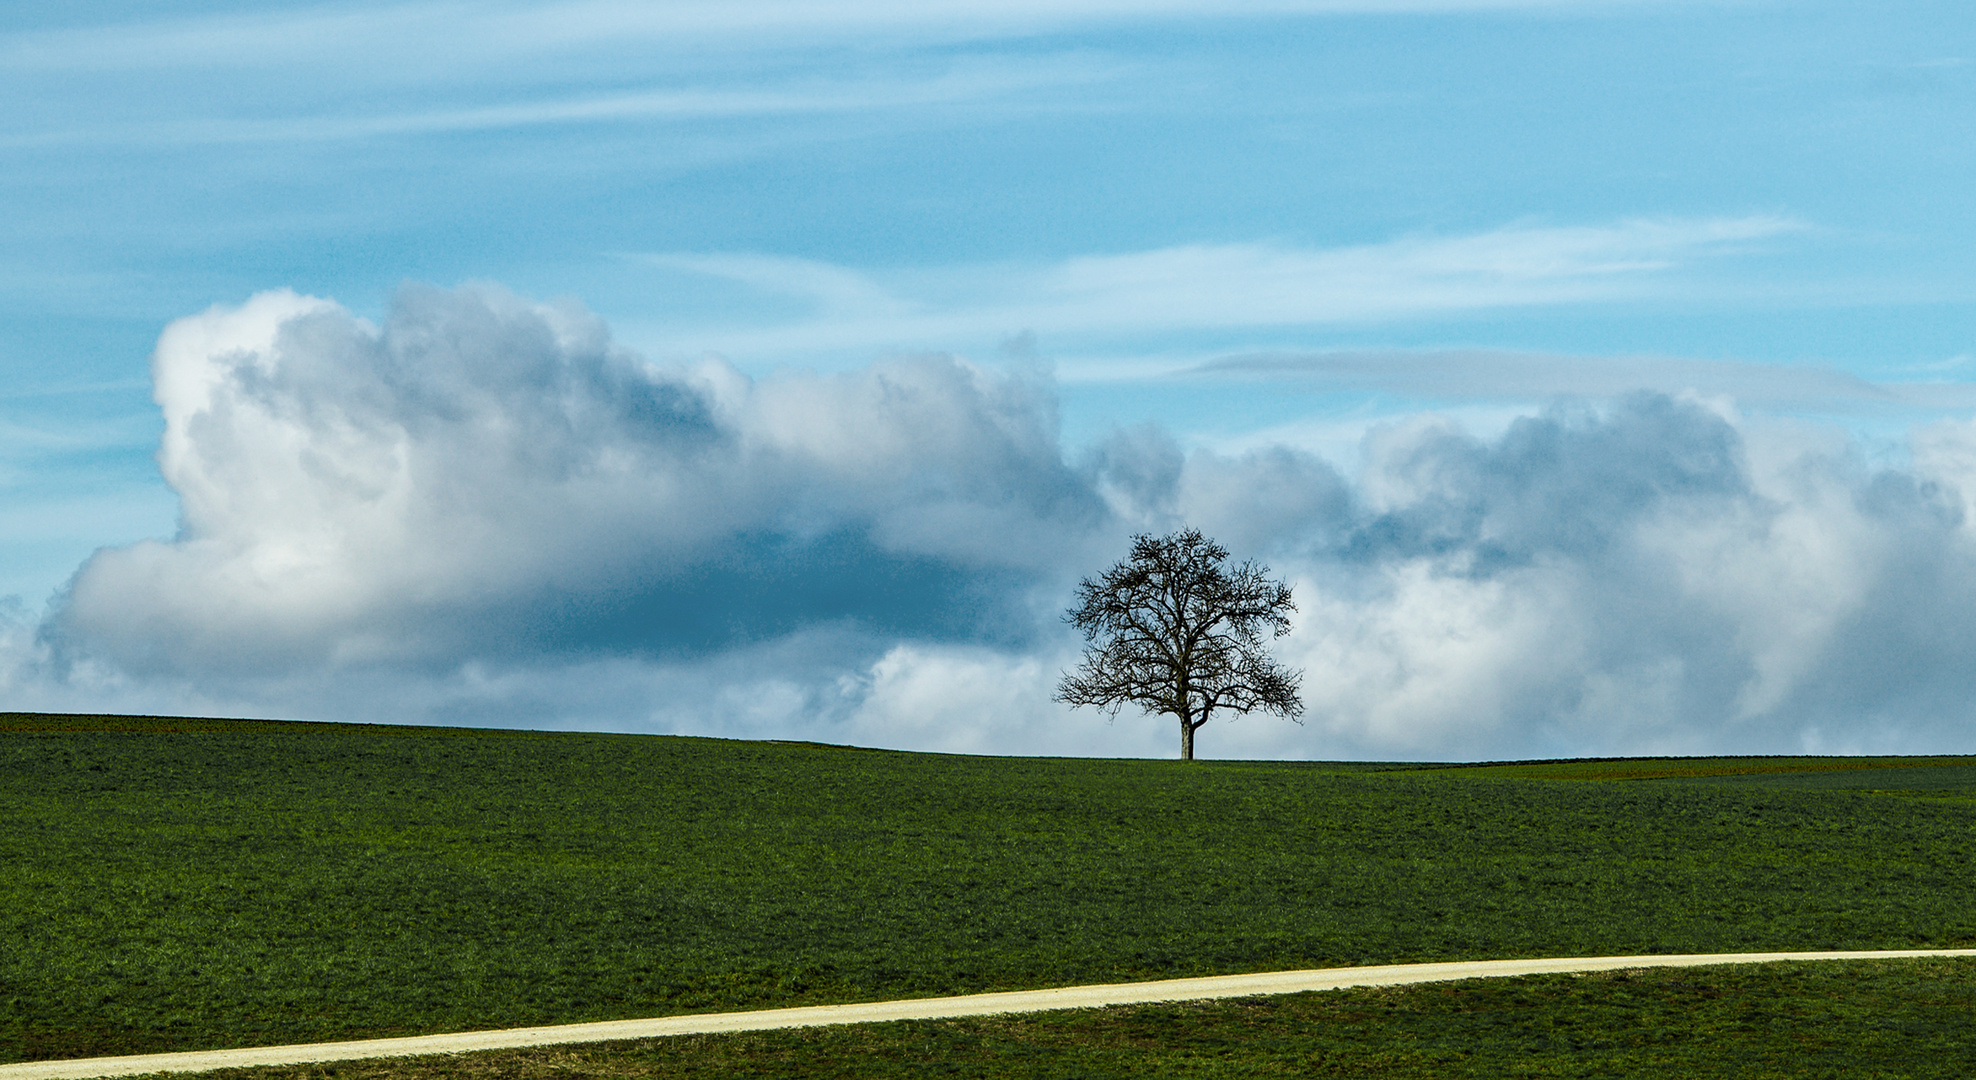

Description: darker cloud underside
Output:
[475,529,1037,660]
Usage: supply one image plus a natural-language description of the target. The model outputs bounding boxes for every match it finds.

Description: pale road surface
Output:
[8,950,1975,1080]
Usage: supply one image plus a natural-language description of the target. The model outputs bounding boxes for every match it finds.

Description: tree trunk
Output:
[1180,713,1194,761]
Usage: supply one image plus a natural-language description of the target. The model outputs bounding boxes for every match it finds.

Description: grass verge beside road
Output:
[124,959,1976,1080]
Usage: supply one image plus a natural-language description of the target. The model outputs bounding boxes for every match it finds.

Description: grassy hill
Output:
[4,712,1975,1068]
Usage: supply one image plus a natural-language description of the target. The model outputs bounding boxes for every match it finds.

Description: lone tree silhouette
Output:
[1056,528,1304,760]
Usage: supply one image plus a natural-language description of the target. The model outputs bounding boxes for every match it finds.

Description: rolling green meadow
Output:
[5,712,1975,1076]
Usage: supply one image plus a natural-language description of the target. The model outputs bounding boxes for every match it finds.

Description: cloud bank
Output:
[26,284,1976,759]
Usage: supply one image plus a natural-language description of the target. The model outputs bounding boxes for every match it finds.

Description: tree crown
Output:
[1056,529,1303,757]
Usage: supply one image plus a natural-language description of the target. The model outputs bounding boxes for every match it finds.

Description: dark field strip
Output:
[1401,756,1976,782]
[0,716,549,738]
[140,959,1976,1080]
[5,713,1974,1064]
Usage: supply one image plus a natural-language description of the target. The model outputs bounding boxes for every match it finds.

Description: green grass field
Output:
[5,712,1974,1073]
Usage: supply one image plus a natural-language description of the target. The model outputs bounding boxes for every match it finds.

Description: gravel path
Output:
[9,949,1974,1080]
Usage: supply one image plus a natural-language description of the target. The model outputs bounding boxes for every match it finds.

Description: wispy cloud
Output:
[1042,217,1799,322]
[630,216,1808,358]
[1199,348,1976,412]
[2,0,1683,73]
[2,56,1115,149]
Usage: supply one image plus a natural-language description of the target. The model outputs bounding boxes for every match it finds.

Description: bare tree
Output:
[1056,528,1303,760]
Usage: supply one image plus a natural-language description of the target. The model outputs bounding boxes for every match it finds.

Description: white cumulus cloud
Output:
[46,284,1105,675]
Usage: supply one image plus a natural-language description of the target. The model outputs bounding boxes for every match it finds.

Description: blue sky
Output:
[5,0,1976,757]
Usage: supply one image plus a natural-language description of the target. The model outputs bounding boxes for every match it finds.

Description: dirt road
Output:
[8,949,1973,1080]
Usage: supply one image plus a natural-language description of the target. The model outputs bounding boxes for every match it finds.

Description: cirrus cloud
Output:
[631,216,1807,362]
